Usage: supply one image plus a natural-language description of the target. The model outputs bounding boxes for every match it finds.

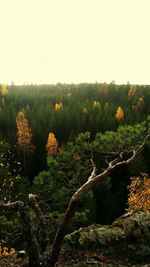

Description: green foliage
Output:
[93,122,148,153]
[33,120,150,226]
[0,83,150,227]
[0,139,28,202]
[0,83,149,179]
[0,215,21,248]
[33,135,96,228]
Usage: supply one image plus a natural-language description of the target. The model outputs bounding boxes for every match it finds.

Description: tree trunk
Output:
[48,198,79,266]
[48,178,96,267]
[20,207,41,267]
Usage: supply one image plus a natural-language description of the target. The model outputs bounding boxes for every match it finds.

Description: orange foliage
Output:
[0,246,15,257]
[16,111,33,151]
[126,173,150,212]
[46,132,58,157]
[128,85,136,98]
[115,106,124,121]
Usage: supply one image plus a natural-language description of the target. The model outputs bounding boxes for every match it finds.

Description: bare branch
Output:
[88,158,96,180]
[29,194,49,252]
[110,134,150,170]
[0,201,24,211]
[29,194,44,221]
[108,157,120,168]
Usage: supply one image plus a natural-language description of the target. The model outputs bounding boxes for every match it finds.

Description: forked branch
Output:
[48,134,150,267]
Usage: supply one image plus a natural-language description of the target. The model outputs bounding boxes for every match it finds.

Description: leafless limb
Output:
[88,158,96,180]
[0,201,24,211]
[49,134,150,267]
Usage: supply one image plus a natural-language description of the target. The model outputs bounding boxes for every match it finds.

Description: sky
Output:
[0,0,150,85]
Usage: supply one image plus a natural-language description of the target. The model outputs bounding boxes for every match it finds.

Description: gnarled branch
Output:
[49,134,150,267]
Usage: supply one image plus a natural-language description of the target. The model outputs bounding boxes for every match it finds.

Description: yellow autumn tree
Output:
[126,173,150,212]
[83,107,88,114]
[54,102,63,111]
[93,100,101,109]
[128,84,136,98]
[115,106,124,121]
[46,132,58,157]
[1,84,8,97]
[16,111,34,152]
[16,111,34,178]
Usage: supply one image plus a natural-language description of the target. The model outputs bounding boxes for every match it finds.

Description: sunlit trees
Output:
[115,106,124,122]
[46,132,58,157]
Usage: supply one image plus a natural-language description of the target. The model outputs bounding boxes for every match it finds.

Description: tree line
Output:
[0,83,150,219]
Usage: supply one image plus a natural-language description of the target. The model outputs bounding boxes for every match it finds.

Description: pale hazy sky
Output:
[0,0,150,85]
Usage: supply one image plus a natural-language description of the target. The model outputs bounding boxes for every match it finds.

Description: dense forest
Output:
[0,83,150,266]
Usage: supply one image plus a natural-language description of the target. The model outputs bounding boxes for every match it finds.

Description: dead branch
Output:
[88,158,96,180]
[29,193,49,252]
[0,201,24,211]
[29,194,45,224]
[48,134,150,267]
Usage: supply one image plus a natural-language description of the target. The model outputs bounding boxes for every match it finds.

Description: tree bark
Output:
[48,178,103,266]
[19,207,41,267]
